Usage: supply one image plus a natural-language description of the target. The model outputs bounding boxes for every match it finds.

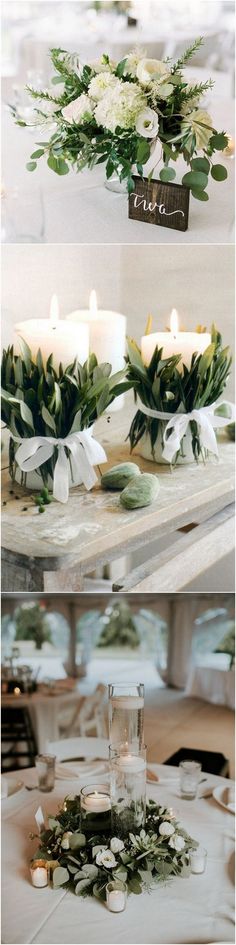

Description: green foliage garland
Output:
[126,325,232,463]
[31,797,198,899]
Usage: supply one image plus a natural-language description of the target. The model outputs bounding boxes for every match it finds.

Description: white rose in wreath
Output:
[110,837,125,854]
[169,834,185,852]
[61,94,94,125]
[96,849,117,869]
[159,821,175,838]
[136,107,159,139]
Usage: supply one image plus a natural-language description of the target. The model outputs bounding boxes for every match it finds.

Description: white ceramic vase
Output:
[13,466,82,492]
[139,425,195,465]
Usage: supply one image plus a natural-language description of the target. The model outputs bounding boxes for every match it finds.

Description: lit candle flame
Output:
[89,289,98,318]
[170,308,179,337]
[50,294,59,327]
[14,687,20,695]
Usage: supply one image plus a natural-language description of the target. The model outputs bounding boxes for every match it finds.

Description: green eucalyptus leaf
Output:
[53,866,69,887]
[211,164,227,181]
[190,157,210,173]
[182,170,208,190]
[75,878,91,895]
[69,833,86,850]
[26,161,37,171]
[191,189,209,201]
[159,167,176,182]
[30,149,45,158]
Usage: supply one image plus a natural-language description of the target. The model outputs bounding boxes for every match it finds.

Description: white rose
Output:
[61,94,94,125]
[96,849,117,869]
[159,821,175,838]
[169,834,185,852]
[110,837,125,854]
[89,72,119,102]
[136,107,159,139]
[137,58,169,86]
[61,831,73,850]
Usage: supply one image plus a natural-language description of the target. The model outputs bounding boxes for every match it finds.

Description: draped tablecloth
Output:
[1,689,81,753]
[186,666,235,710]
[2,98,234,244]
[1,762,235,944]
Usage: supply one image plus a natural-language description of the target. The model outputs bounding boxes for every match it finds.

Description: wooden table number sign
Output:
[128,176,190,232]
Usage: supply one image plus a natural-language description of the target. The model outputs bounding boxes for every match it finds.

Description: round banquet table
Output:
[1,687,81,753]
[186,666,235,710]
[1,762,235,944]
[1,97,234,245]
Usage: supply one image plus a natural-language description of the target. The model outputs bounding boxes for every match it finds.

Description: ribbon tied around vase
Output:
[14,428,107,504]
[137,400,235,463]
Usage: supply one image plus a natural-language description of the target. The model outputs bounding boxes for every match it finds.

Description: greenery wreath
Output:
[31,797,198,900]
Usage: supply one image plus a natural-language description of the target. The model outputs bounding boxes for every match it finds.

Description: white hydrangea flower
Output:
[110,837,125,854]
[169,833,185,852]
[61,94,94,125]
[159,821,175,838]
[96,849,117,869]
[123,47,147,78]
[89,72,119,102]
[136,107,159,138]
[61,831,73,850]
[95,82,147,133]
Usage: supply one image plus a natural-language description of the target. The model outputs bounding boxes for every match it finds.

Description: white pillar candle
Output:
[189,847,207,874]
[82,791,111,813]
[141,309,211,372]
[30,861,48,887]
[15,295,89,372]
[107,888,126,912]
[66,290,127,411]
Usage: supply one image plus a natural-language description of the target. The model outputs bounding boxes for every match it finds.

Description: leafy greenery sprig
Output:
[126,325,232,462]
[11,39,228,198]
[31,797,198,899]
[1,341,129,485]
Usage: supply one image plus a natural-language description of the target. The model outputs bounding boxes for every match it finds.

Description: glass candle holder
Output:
[80,784,111,836]
[179,760,202,799]
[30,859,48,887]
[106,880,127,912]
[108,683,144,749]
[189,847,207,874]
[35,754,56,792]
[110,743,146,837]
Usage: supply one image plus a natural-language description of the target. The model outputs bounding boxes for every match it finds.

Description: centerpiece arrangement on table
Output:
[126,317,234,465]
[30,683,198,910]
[1,299,129,504]
[12,38,228,227]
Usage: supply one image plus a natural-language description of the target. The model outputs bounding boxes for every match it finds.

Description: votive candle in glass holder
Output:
[80,784,111,836]
[179,760,201,799]
[110,743,146,837]
[106,880,127,912]
[30,859,48,887]
[35,754,56,792]
[189,847,207,874]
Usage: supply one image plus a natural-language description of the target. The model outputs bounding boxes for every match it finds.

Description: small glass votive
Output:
[30,859,48,887]
[35,754,56,792]
[179,760,201,799]
[189,847,207,874]
[80,784,111,836]
[106,880,127,912]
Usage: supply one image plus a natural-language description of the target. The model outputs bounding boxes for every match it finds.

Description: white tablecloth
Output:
[2,689,81,753]
[2,98,234,244]
[186,666,235,710]
[1,763,235,944]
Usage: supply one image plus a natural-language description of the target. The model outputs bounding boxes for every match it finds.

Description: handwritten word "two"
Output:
[132,192,185,219]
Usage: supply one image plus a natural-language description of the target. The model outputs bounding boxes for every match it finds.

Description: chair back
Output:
[46,735,109,761]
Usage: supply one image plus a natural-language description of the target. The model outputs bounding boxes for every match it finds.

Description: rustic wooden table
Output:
[1,403,235,593]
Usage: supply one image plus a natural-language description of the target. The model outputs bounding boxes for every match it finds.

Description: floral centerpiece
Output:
[31,797,198,900]
[1,341,128,502]
[12,38,228,201]
[126,325,233,465]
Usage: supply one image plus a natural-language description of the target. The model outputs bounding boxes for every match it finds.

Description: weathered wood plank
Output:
[113,504,235,593]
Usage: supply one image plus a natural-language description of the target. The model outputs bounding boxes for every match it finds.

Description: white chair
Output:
[46,736,109,762]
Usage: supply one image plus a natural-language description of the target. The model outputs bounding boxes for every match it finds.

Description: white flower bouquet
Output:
[13,38,228,201]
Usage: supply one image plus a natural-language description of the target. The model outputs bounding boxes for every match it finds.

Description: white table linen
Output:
[1,689,81,753]
[186,666,235,709]
[1,762,235,944]
[2,98,234,244]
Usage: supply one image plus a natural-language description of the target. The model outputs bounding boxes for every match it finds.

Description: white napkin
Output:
[225,786,235,813]
[55,762,107,781]
[1,777,8,799]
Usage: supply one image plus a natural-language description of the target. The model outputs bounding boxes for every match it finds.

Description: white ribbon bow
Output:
[138,399,235,463]
[14,428,107,504]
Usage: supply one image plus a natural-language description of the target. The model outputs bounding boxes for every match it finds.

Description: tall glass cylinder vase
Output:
[108,683,144,749]
[109,744,146,838]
